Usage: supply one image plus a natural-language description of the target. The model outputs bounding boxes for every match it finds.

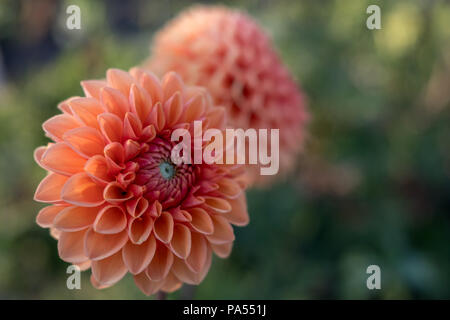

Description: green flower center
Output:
[159,161,176,180]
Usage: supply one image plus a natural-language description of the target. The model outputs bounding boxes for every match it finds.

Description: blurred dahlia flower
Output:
[146,6,309,186]
[34,68,249,295]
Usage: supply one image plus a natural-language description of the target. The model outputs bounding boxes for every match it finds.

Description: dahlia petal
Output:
[103,182,133,204]
[63,127,106,158]
[123,139,140,161]
[84,227,128,261]
[203,196,232,214]
[98,113,123,143]
[170,224,191,259]
[34,173,68,203]
[164,92,183,127]
[153,211,174,243]
[104,142,125,171]
[148,102,165,132]
[224,194,249,226]
[148,200,162,218]
[161,272,182,293]
[133,272,164,296]
[57,99,74,115]
[171,209,192,223]
[139,71,163,105]
[90,273,113,289]
[69,97,105,129]
[126,196,149,218]
[61,173,105,207]
[43,114,80,142]
[76,260,91,271]
[211,242,233,258]
[40,142,86,176]
[33,146,48,167]
[81,80,107,100]
[106,68,135,96]
[58,229,89,263]
[36,205,67,228]
[206,214,235,244]
[185,232,208,273]
[129,83,152,125]
[128,213,153,244]
[53,206,99,232]
[188,208,214,235]
[141,124,156,142]
[101,87,129,119]
[216,177,242,199]
[171,257,203,285]
[50,227,61,240]
[124,112,142,140]
[162,72,184,101]
[91,250,127,286]
[122,234,157,275]
[146,243,173,281]
[84,155,112,185]
[93,205,127,234]
[182,94,206,123]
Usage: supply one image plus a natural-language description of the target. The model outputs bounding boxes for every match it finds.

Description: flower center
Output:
[134,137,196,208]
[159,161,175,180]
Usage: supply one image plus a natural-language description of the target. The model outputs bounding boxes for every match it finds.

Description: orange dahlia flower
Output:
[147,6,309,186]
[33,68,249,295]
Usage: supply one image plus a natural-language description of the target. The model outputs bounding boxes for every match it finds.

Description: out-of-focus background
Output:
[0,0,449,299]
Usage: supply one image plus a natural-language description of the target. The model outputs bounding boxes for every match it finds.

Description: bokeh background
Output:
[1,0,449,299]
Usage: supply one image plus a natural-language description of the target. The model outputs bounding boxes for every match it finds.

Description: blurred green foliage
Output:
[0,0,449,299]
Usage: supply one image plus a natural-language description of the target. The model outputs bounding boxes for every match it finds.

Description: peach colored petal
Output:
[104,143,125,173]
[63,127,106,158]
[103,181,133,204]
[216,177,242,199]
[164,92,183,127]
[40,142,86,176]
[128,213,154,244]
[34,173,68,203]
[211,242,233,258]
[76,260,91,271]
[161,272,182,293]
[53,206,99,232]
[153,211,174,243]
[61,173,105,207]
[133,272,164,296]
[170,224,191,259]
[206,107,226,130]
[122,234,157,275]
[224,194,249,226]
[139,70,163,105]
[84,155,112,185]
[182,93,206,123]
[171,257,203,285]
[58,229,89,263]
[123,139,141,161]
[126,196,149,218]
[93,205,127,234]
[146,243,173,281]
[162,72,184,101]
[100,87,129,119]
[123,112,142,140]
[90,273,113,289]
[188,207,214,235]
[69,97,105,129]
[148,102,165,132]
[206,214,235,244]
[98,113,123,143]
[33,145,48,167]
[36,205,67,228]
[91,250,127,286]
[203,196,232,214]
[148,200,163,218]
[185,232,208,273]
[129,83,152,124]
[43,114,80,142]
[80,80,107,100]
[84,227,128,261]
[107,68,135,96]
